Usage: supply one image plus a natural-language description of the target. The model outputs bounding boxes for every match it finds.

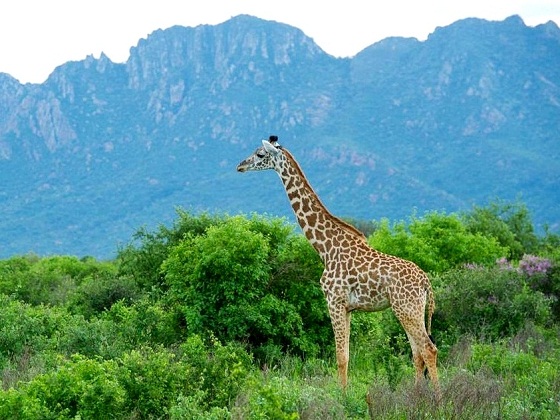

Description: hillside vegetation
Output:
[1,201,559,418]
[1,15,559,258]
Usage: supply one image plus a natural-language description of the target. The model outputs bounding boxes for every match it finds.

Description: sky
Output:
[1,0,559,84]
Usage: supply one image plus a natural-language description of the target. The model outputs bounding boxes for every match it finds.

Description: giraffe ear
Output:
[262,140,280,155]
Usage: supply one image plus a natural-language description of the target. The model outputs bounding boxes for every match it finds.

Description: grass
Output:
[229,326,560,419]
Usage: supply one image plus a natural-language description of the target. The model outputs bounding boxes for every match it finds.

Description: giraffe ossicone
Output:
[237,135,440,397]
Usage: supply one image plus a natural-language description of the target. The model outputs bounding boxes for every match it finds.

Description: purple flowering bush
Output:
[479,254,559,322]
[496,257,515,271]
[517,255,560,321]
[518,254,552,277]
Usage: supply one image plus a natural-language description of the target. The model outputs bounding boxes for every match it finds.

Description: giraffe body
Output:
[237,137,439,396]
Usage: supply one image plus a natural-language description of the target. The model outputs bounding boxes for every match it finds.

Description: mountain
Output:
[0,14,559,258]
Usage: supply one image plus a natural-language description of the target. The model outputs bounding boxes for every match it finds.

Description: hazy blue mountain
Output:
[0,14,559,258]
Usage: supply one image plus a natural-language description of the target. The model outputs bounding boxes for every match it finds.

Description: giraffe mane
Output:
[281,148,367,241]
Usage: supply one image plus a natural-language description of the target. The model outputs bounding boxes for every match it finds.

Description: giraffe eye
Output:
[256,151,266,158]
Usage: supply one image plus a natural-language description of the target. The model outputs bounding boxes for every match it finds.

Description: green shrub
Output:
[164,216,271,339]
[163,215,328,357]
[369,212,507,273]
[103,298,181,348]
[0,255,117,306]
[268,234,332,356]
[0,296,68,367]
[117,210,226,289]
[9,356,127,419]
[0,388,50,420]
[233,377,300,420]
[54,315,122,359]
[178,334,252,408]
[463,200,539,260]
[67,273,139,318]
[469,340,560,419]
[522,260,560,322]
[434,267,553,341]
[117,347,192,417]
[169,391,231,419]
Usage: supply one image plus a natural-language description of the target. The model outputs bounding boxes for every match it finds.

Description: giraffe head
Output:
[236,135,284,173]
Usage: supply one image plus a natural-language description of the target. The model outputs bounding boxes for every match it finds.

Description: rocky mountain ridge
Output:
[0,14,558,258]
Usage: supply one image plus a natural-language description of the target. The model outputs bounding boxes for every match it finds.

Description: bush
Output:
[117,347,192,417]
[2,356,127,419]
[67,273,140,318]
[178,335,252,408]
[463,200,539,260]
[163,215,329,357]
[468,339,560,419]
[0,339,253,419]
[103,298,181,348]
[164,216,272,338]
[268,234,332,356]
[0,296,68,368]
[169,392,231,420]
[117,210,227,289]
[0,255,117,306]
[232,369,356,419]
[369,212,507,273]
[434,267,553,341]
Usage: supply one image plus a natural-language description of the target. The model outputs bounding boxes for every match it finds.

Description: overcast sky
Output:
[1,0,559,84]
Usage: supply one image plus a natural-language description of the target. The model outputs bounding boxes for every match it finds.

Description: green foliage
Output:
[527,264,560,322]
[178,334,252,408]
[233,373,348,420]
[234,377,299,419]
[117,347,191,417]
[2,356,127,419]
[468,337,560,419]
[103,298,180,348]
[463,199,539,259]
[169,392,231,420]
[164,216,272,338]
[1,337,252,419]
[163,215,330,358]
[0,254,117,306]
[369,211,508,273]
[350,311,412,389]
[66,273,139,318]
[434,267,553,341]
[117,209,227,289]
[1,209,559,418]
[539,227,560,261]
[268,234,332,356]
[55,315,120,359]
[0,296,68,367]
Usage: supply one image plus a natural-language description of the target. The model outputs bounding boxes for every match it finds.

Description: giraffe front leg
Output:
[328,304,351,388]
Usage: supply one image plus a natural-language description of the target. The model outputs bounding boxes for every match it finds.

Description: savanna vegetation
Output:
[1,201,559,419]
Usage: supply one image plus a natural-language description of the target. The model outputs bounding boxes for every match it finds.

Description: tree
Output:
[369,211,508,273]
[463,200,539,260]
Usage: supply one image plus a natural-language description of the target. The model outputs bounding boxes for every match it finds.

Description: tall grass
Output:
[230,325,559,419]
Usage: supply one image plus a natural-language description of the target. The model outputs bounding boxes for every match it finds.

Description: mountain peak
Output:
[0,15,558,258]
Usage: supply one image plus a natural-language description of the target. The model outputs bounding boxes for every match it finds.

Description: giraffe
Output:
[236,135,440,396]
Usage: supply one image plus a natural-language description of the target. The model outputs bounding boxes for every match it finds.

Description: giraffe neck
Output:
[277,149,366,260]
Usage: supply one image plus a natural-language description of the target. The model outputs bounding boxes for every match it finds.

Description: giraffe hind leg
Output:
[395,312,440,397]
[424,334,435,378]
[420,335,441,402]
